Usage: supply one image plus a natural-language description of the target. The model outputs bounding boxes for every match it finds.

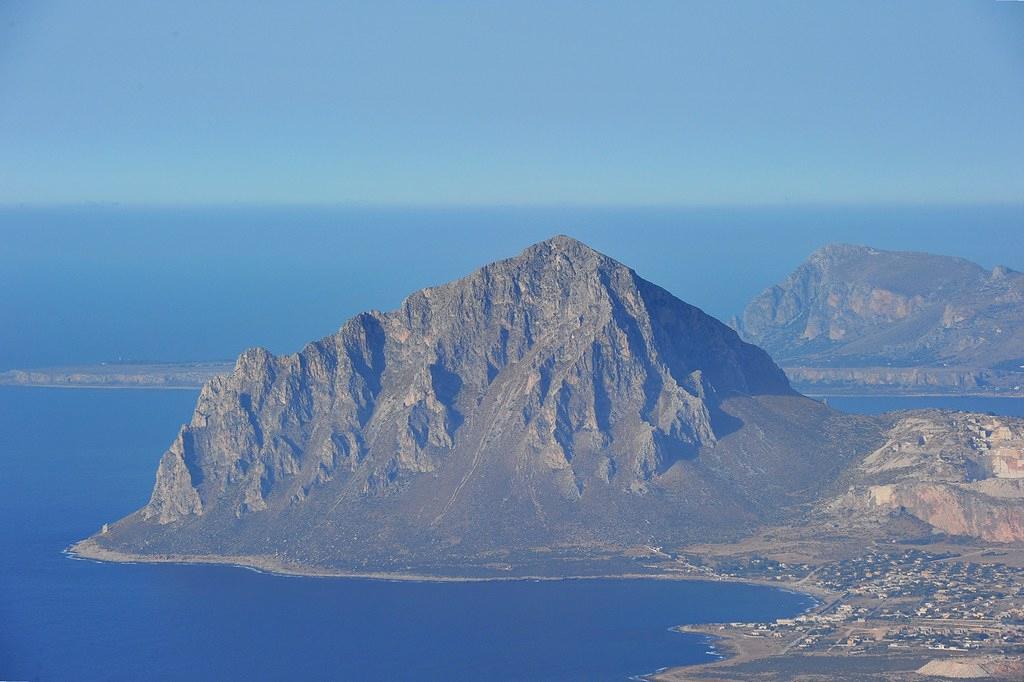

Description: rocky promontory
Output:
[77,236,883,572]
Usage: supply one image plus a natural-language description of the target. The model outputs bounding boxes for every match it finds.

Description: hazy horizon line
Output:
[1,199,1023,212]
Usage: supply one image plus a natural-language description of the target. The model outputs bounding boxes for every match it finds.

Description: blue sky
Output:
[1,1,1022,206]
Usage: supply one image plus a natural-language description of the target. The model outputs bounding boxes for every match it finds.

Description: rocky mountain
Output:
[823,411,1024,543]
[735,244,1024,394]
[77,236,884,573]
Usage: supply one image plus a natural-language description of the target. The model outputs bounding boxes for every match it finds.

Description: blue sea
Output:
[3,388,1023,680]
[0,386,817,681]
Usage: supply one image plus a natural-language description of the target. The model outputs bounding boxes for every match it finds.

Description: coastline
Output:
[640,584,829,681]
[67,538,836,598]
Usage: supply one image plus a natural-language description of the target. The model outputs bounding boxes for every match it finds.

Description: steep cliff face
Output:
[825,411,1024,542]
[89,236,879,569]
[736,244,1024,376]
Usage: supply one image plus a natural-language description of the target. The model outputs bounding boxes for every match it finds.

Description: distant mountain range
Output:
[73,237,1024,576]
[736,244,1024,395]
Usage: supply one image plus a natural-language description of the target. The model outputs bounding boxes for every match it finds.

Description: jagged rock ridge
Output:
[88,236,880,570]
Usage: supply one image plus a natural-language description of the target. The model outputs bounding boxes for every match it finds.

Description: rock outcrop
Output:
[86,236,881,570]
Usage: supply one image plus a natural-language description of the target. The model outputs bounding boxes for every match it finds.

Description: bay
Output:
[0,387,813,681]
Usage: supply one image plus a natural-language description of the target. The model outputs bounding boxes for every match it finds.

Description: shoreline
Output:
[67,539,836,598]
[645,626,768,682]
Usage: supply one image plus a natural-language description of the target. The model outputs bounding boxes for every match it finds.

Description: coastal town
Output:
[650,545,1024,680]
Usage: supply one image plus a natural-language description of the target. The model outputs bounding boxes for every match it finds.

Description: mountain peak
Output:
[513,234,621,272]
[538,233,588,250]
[89,237,821,571]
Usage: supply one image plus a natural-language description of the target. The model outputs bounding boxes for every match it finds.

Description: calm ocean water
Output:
[0,386,816,681]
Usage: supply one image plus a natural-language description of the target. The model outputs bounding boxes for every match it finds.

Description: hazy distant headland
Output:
[735,244,1024,397]
[0,362,233,389]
